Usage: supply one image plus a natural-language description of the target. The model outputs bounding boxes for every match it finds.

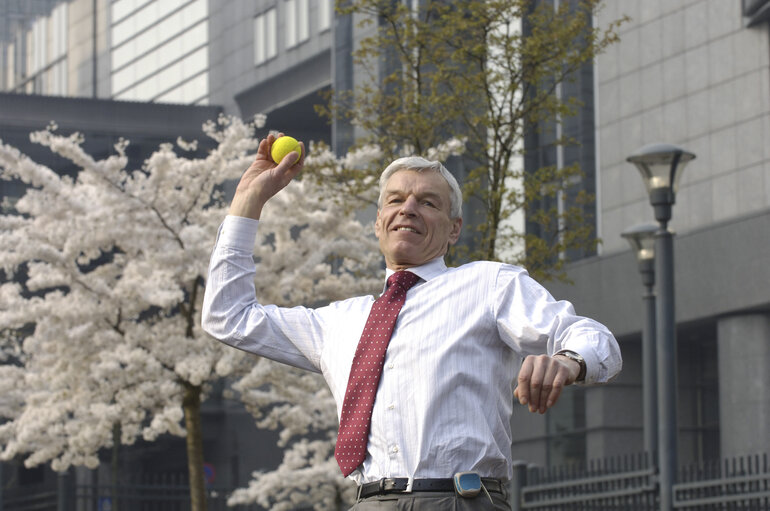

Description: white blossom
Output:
[2,115,459,509]
[0,114,380,506]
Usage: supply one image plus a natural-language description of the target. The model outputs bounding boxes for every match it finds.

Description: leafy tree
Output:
[317,0,626,280]
[0,116,380,510]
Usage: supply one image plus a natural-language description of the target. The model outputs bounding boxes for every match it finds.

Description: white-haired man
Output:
[202,135,622,511]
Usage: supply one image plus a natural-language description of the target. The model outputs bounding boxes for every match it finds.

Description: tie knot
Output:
[387,271,420,291]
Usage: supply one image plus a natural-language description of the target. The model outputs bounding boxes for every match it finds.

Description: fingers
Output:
[255,134,274,161]
[515,354,572,414]
[271,140,305,185]
[229,135,304,220]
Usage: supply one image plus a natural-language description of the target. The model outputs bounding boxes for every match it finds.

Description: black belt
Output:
[359,478,504,499]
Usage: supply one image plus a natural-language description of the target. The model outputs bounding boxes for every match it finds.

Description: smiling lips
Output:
[395,226,419,233]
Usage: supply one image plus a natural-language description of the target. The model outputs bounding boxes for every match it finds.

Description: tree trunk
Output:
[183,383,208,511]
[111,423,121,511]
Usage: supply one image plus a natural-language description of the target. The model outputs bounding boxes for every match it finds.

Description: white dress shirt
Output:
[202,215,622,483]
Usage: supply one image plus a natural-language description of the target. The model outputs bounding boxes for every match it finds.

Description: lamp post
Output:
[621,223,659,464]
[627,143,695,511]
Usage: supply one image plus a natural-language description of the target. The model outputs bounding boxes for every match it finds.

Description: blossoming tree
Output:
[0,116,382,510]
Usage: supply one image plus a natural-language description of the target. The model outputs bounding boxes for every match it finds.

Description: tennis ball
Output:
[270,136,302,165]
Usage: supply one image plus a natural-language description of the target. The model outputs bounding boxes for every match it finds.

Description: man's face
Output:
[374,169,462,270]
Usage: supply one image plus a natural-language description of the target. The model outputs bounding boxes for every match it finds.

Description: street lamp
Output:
[621,223,659,464]
[627,143,695,511]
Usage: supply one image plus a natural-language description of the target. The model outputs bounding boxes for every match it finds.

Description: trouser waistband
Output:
[358,477,504,499]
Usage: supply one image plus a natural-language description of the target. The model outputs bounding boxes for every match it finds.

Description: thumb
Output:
[271,148,304,186]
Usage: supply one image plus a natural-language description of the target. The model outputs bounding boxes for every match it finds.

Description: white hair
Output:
[378,156,463,219]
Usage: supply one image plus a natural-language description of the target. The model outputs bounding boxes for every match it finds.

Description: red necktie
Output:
[334,270,420,477]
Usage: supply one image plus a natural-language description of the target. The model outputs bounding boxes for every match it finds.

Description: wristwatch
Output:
[555,350,586,382]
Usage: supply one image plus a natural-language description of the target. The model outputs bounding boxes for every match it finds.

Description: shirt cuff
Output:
[217,215,259,250]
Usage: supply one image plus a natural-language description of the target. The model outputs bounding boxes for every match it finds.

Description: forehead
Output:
[383,169,451,197]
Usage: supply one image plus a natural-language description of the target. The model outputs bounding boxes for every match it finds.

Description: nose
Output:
[398,195,419,216]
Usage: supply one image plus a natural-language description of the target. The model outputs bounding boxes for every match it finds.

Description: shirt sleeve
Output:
[201,215,323,373]
[493,264,622,384]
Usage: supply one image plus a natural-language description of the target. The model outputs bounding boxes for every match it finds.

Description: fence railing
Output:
[511,453,770,511]
[1,489,58,511]
[3,454,769,511]
[73,478,262,511]
[513,453,657,510]
[674,454,770,510]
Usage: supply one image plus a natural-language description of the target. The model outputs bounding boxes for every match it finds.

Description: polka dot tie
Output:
[334,270,420,477]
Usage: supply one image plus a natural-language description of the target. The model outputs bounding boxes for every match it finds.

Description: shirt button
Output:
[387,404,395,410]
[387,363,394,369]
[392,446,399,453]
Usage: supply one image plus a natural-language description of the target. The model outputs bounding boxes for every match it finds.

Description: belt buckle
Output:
[381,478,408,494]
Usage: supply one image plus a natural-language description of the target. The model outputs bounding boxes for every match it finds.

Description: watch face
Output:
[558,351,586,380]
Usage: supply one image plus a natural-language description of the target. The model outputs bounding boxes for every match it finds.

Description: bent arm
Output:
[496,265,622,412]
[201,215,322,373]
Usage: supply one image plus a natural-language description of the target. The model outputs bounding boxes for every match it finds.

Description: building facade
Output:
[517,0,770,469]
[1,0,769,502]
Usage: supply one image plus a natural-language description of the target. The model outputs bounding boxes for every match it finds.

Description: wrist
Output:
[229,191,264,220]
[555,350,586,382]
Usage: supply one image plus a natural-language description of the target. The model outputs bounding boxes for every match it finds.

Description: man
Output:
[202,134,622,510]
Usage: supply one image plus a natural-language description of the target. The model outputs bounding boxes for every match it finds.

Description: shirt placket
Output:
[378,339,402,475]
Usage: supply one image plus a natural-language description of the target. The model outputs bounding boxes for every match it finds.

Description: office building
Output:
[518,0,770,467]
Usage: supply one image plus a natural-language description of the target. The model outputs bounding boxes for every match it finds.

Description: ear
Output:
[374,210,383,239]
[448,217,463,245]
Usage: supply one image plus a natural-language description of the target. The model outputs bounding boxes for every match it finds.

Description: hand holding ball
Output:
[271,136,302,165]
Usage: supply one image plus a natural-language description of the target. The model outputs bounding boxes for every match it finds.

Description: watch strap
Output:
[555,349,587,382]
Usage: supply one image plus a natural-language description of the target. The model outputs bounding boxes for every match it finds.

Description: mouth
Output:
[394,226,419,234]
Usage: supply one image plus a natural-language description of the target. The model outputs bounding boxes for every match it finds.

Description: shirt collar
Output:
[383,256,448,291]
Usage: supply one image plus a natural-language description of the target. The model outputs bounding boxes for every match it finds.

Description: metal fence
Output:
[3,454,769,511]
[674,454,770,510]
[1,488,58,511]
[0,475,262,511]
[513,453,657,510]
[512,453,770,511]
[72,474,262,511]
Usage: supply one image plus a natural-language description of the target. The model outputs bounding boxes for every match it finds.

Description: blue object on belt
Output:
[358,478,504,499]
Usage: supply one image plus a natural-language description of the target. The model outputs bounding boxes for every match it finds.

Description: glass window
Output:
[182,46,207,78]
[52,3,67,60]
[318,0,332,32]
[298,0,309,42]
[285,0,296,48]
[285,0,309,48]
[182,72,207,102]
[112,0,147,23]
[266,9,277,58]
[5,43,15,89]
[156,85,183,103]
[254,8,277,65]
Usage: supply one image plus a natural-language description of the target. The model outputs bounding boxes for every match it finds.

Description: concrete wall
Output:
[543,209,770,339]
[595,0,770,254]
[208,0,333,117]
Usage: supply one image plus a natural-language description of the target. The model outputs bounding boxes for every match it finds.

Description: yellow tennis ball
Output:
[271,136,302,165]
